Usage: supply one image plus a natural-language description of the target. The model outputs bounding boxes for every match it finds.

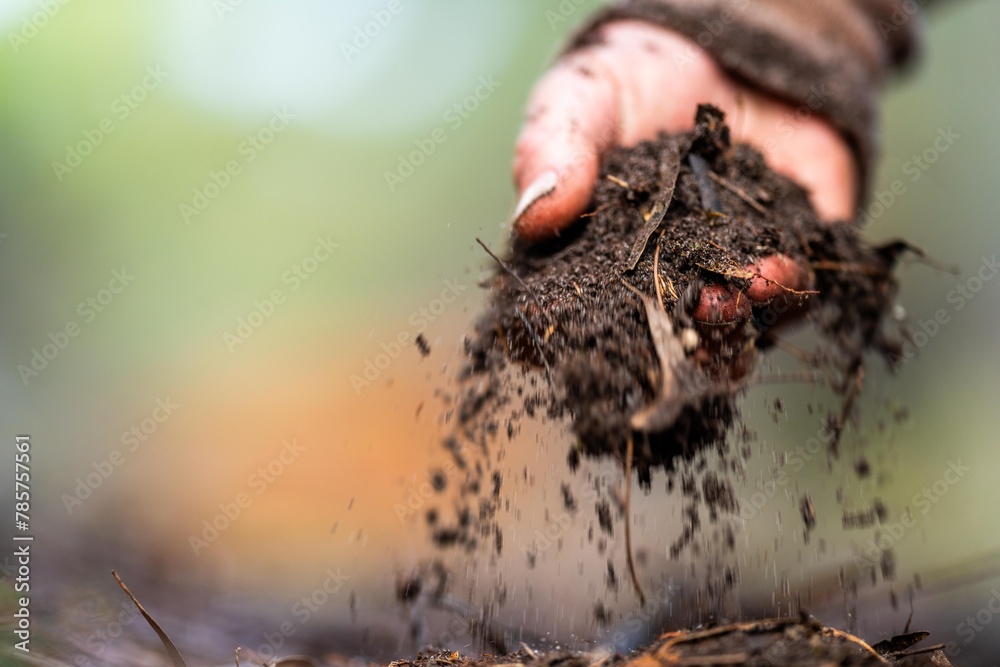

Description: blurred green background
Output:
[0,0,998,664]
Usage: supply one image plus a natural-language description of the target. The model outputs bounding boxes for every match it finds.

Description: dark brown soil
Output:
[461,106,903,479]
[429,106,907,552]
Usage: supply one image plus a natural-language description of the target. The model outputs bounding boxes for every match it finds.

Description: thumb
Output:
[511,55,620,240]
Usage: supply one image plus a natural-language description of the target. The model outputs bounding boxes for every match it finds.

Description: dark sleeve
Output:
[568,0,932,208]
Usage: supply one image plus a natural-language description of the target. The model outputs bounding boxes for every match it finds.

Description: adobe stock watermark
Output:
[62,397,179,515]
[188,437,306,555]
[544,0,590,30]
[876,0,930,40]
[851,459,971,572]
[521,474,614,565]
[73,598,144,667]
[394,440,474,523]
[946,587,1000,661]
[738,414,843,522]
[222,236,340,352]
[340,0,408,63]
[179,107,296,223]
[383,75,501,192]
[349,277,467,393]
[51,65,169,182]
[744,81,833,165]
[7,0,71,54]
[17,268,135,385]
[890,253,999,371]
[857,126,960,229]
[213,0,246,20]
[243,567,352,664]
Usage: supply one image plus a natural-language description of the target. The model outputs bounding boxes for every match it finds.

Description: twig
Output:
[606,174,631,189]
[655,619,888,664]
[752,274,819,297]
[621,279,688,432]
[625,141,681,271]
[703,241,817,295]
[665,276,678,301]
[708,171,767,215]
[653,232,665,306]
[878,240,959,275]
[830,362,865,457]
[811,260,889,277]
[476,238,549,322]
[652,233,679,303]
[624,434,647,606]
[580,203,612,218]
[515,307,554,388]
[820,627,889,662]
[112,570,187,667]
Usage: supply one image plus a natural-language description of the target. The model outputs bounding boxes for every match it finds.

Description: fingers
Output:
[738,91,857,223]
[513,20,857,239]
[511,52,620,240]
[745,254,810,303]
[513,20,853,336]
[693,253,811,325]
[512,21,732,240]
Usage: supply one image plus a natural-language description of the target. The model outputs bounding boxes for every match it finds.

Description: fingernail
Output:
[511,170,559,225]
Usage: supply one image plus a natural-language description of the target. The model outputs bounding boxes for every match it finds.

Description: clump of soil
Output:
[460,105,903,478]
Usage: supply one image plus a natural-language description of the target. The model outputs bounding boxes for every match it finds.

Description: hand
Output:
[511,20,856,325]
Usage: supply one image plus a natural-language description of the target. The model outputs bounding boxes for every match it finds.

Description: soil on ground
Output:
[392,619,954,667]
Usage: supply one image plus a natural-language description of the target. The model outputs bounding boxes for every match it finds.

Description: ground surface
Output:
[389,619,954,667]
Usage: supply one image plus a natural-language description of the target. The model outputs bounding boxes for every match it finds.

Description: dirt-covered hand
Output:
[511,20,856,325]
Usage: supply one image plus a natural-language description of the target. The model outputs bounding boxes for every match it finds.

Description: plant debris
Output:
[386,619,953,667]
